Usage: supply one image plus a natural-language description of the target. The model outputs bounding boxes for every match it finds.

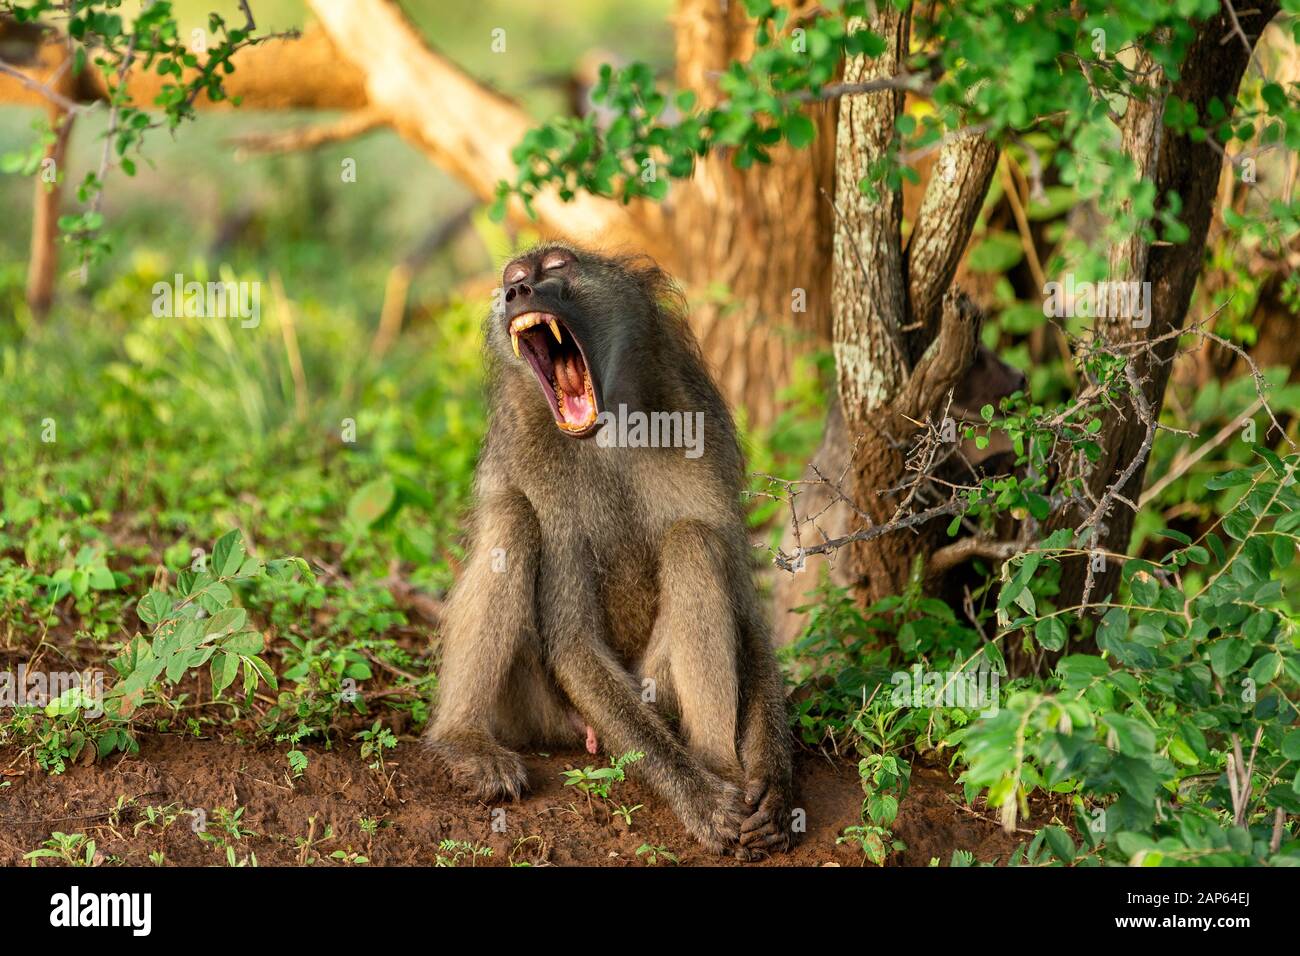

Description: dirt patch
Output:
[0,737,1027,866]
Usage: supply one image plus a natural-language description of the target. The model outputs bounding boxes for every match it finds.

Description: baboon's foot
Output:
[429,735,529,802]
[677,773,748,855]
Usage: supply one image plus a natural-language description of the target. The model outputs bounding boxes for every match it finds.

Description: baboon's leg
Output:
[539,524,747,854]
[642,520,741,781]
[494,643,581,749]
[734,604,795,858]
[427,489,547,800]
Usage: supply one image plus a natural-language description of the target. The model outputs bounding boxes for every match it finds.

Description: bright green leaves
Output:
[38,545,122,604]
[839,750,910,865]
[956,451,1300,865]
[211,529,249,578]
[106,530,308,719]
[5,1,282,273]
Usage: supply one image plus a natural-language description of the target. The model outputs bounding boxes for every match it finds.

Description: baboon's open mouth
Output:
[509,311,600,435]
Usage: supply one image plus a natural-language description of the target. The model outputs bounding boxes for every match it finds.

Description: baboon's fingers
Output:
[740,784,784,831]
[735,831,789,861]
[738,811,774,842]
[743,779,767,807]
[739,816,779,844]
[746,832,790,851]
[740,805,774,833]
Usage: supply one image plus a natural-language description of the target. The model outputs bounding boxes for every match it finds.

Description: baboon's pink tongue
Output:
[554,350,593,426]
[561,390,593,426]
[555,352,585,396]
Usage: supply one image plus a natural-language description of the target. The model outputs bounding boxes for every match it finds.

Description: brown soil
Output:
[0,736,1030,867]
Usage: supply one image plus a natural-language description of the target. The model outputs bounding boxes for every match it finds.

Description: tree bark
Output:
[1049,3,1282,611]
[667,0,838,426]
[0,23,369,110]
[306,0,654,251]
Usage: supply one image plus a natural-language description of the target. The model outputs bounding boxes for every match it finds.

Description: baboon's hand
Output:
[677,771,747,855]
[432,737,529,802]
[735,771,794,861]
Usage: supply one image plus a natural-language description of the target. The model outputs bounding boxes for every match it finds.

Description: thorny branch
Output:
[754,318,1297,611]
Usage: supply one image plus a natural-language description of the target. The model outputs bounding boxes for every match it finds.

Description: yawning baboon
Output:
[427,244,793,858]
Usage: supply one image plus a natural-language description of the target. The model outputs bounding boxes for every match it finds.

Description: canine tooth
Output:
[511,331,521,358]
[548,318,562,342]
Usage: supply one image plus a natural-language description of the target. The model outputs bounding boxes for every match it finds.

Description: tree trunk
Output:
[1048,3,1282,612]
[667,0,838,426]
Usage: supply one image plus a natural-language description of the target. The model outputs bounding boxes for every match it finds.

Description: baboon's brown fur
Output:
[427,244,793,857]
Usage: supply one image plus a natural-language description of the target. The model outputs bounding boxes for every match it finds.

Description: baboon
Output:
[427,243,793,858]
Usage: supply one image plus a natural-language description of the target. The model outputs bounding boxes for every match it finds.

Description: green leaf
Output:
[1042,825,1076,862]
[222,631,264,655]
[1104,713,1155,755]
[1248,652,1281,686]
[1282,730,1300,761]
[211,651,239,694]
[211,530,246,578]
[785,113,816,149]
[89,565,117,590]
[347,476,398,528]
[966,231,1024,273]
[1209,638,1252,678]
[203,607,246,639]
[1035,617,1067,651]
[137,590,173,627]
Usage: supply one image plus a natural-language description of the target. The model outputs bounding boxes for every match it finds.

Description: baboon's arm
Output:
[539,530,746,853]
[426,489,540,799]
[735,608,795,856]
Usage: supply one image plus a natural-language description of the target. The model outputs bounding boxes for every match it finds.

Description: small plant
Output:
[25,832,97,867]
[636,843,678,866]
[838,751,912,866]
[286,749,309,779]
[561,749,645,809]
[434,839,493,867]
[612,803,644,826]
[113,531,304,720]
[355,720,398,773]
[133,802,184,837]
[294,817,335,865]
[329,848,370,865]
[224,847,258,867]
[197,805,253,856]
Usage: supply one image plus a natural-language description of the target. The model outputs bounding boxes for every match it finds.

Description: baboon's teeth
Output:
[509,313,545,334]
[511,331,521,358]
[548,318,562,342]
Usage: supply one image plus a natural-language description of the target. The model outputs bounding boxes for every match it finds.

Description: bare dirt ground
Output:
[0,736,1030,867]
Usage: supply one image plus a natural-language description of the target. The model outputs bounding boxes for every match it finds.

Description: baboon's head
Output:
[495,243,688,438]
